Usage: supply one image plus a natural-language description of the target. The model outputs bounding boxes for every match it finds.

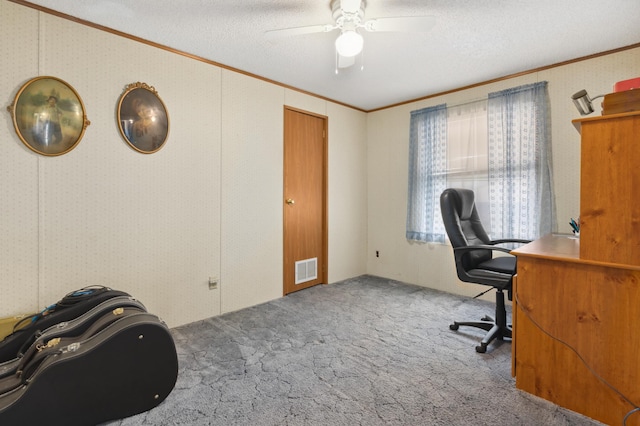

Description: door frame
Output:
[283,106,328,295]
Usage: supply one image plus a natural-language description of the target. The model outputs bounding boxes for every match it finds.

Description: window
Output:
[406,82,555,243]
[446,100,490,230]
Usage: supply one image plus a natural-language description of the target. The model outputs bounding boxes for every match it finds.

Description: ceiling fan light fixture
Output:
[335,30,363,57]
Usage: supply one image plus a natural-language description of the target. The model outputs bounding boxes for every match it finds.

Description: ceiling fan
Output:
[265,0,436,72]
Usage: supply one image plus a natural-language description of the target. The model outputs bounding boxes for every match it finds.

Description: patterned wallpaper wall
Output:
[366,45,640,296]
[0,1,369,327]
[7,0,630,321]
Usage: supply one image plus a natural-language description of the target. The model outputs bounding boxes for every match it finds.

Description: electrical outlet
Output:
[208,277,218,290]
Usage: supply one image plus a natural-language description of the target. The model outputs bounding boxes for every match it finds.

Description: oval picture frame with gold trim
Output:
[7,76,90,156]
[117,82,169,154]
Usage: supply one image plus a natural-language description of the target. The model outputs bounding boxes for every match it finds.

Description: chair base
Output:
[449,289,511,353]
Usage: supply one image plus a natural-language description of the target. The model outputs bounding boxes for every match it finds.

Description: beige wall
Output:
[2,0,637,325]
[0,1,368,327]
[366,47,640,300]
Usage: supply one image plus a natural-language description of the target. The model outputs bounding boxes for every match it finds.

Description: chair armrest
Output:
[453,245,513,255]
[489,238,531,245]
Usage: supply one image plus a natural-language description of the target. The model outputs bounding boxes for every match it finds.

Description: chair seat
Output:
[465,268,512,291]
[477,256,516,274]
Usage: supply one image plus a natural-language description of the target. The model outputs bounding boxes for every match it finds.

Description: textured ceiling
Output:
[19,0,640,111]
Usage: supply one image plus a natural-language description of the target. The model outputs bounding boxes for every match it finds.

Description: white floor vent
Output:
[295,257,317,285]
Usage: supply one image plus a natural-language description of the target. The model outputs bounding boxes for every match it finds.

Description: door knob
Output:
[286,198,295,205]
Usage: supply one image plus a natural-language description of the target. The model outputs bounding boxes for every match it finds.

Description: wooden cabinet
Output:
[513,235,640,425]
[512,112,640,425]
[575,111,640,265]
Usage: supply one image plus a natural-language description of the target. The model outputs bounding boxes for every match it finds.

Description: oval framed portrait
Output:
[117,82,169,154]
[8,76,90,156]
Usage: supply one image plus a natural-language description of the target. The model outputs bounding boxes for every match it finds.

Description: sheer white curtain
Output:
[406,83,555,244]
[406,104,447,243]
[487,82,556,240]
[446,100,491,233]
[406,101,489,243]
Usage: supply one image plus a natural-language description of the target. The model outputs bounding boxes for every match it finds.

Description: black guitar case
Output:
[0,295,147,380]
[0,286,132,364]
[0,311,178,425]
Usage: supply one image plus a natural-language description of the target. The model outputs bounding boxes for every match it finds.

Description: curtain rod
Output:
[447,97,488,108]
[413,97,488,114]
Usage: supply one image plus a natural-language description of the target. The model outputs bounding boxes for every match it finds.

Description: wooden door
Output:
[283,107,327,295]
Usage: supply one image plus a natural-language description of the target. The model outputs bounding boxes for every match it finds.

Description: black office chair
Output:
[440,188,530,353]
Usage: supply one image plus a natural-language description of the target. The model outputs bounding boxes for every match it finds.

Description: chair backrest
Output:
[440,188,492,271]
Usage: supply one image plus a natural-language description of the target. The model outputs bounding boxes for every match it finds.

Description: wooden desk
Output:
[512,234,640,425]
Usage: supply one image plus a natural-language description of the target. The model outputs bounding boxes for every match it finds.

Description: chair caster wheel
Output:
[449,323,459,331]
[475,344,487,353]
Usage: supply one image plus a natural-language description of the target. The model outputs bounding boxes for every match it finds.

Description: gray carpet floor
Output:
[106,275,603,425]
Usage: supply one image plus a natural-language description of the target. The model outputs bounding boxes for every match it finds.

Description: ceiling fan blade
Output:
[364,16,436,33]
[337,53,356,69]
[265,24,334,41]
